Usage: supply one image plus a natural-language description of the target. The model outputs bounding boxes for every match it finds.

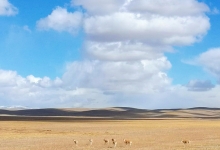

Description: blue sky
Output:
[1,0,220,109]
[0,0,83,78]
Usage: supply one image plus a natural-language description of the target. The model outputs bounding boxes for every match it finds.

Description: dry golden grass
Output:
[0,119,220,149]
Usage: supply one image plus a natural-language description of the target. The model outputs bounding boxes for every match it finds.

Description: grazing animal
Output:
[113,141,117,148]
[182,139,190,148]
[124,139,132,146]
[104,139,109,144]
[182,140,190,145]
[73,140,78,146]
[89,139,93,146]
[112,138,116,142]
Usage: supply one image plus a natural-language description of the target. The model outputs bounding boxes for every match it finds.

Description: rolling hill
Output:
[1,107,220,120]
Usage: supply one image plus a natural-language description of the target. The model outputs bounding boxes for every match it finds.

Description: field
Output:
[1,119,220,150]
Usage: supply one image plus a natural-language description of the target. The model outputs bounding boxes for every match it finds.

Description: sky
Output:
[0,0,220,109]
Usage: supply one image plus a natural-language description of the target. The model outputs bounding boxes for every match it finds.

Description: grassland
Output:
[1,119,220,149]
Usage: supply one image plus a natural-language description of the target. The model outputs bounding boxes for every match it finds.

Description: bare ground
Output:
[1,119,220,150]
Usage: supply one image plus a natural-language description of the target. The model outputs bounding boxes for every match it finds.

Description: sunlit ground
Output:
[1,119,220,149]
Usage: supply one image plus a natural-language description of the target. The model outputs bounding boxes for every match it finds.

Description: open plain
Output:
[1,107,220,150]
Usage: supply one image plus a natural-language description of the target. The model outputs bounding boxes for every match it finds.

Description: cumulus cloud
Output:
[3,0,215,108]
[195,48,220,82]
[0,0,18,16]
[0,67,103,108]
[1,68,220,108]
[85,41,170,61]
[81,0,210,46]
[76,0,210,96]
[62,59,172,93]
[84,12,209,46]
[186,79,215,91]
[81,0,210,66]
[0,69,109,108]
[72,0,124,15]
[36,7,82,33]
[127,0,209,16]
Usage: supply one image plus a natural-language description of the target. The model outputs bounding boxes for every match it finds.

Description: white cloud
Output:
[78,0,210,98]
[65,0,210,47]
[85,41,170,61]
[0,69,114,108]
[36,7,82,34]
[72,0,124,15]
[0,0,18,16]
[84,12,209,45]
[0,70,26,87]
[1,68,220,108]
[2,0,215,108]
[196,48,220,82]
[62,59,172,93]
[127,0,209,16]
[0,67,220,109]
[74,0,210,46]
[27,75,41,84]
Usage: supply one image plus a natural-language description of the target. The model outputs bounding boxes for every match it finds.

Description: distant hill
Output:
[1,107,220,121]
